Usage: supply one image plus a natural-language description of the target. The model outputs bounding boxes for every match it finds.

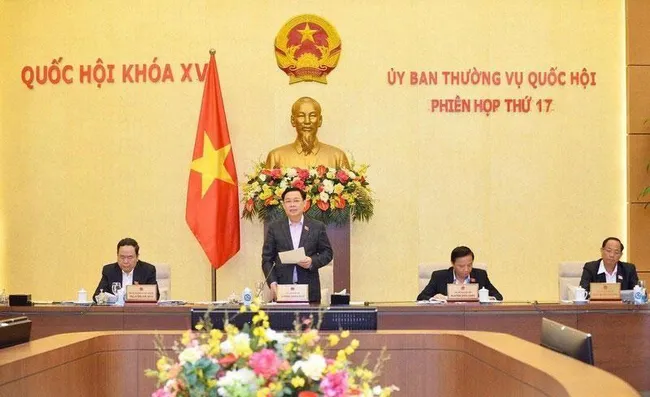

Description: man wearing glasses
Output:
[261,187,333,303]
[93,237,159,302]
[579,237,639,291]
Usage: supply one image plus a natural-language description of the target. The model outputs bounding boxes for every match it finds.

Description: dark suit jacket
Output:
[262,216,333,303]
[93,261,159,302]
[417,267,503,301]
[579,260,639,291]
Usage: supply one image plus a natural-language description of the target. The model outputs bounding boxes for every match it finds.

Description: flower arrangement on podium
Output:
[147,301,398,397]
[241,163,374,226]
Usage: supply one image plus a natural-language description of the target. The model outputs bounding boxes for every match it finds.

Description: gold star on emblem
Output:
[190,132,235,197]
[297,22,318,43]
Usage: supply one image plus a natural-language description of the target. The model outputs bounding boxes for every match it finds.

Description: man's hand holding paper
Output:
[278,247,307,265]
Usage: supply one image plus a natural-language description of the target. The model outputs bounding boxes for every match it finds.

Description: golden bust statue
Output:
[265,97,351,169]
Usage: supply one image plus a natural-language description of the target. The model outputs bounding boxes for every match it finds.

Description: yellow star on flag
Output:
[297,22,318,43]
[190,132,235,197]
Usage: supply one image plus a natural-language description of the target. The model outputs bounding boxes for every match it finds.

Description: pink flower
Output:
[316,165,327,177]
[291,177,306,190]
[271,168,283,179]
[297,168,310,180]
[152,388,173,397]
[335,170,349,184]
[320,370,349,396]
[249,348,283,379]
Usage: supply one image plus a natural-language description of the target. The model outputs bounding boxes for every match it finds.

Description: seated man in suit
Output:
[262,187,333,303]
[579,237,639,292]
[93,237,159,302]
[417,246,503,301]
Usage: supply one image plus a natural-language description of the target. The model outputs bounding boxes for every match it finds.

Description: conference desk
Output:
[1,301,649,391]
[0,331,639,397]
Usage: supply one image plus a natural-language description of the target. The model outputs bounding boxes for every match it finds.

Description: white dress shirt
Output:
[597,260,618,283]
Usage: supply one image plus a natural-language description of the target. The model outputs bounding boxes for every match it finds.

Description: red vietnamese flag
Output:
[186,51,240,269]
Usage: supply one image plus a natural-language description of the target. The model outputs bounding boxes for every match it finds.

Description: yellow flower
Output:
[341,330,350,338]
[285,342,294,353]
[257,387,270,397]
[156,357,169,372]
[274,187,286,197]
[345,346,355,355]
[314,345,323,355]
[209,329,223,341]
[328,334,340,346]
[350,339,359,349]
[250,303,260,313]
[291,376,305,388]
[336,349,347,361]
[333,183,345,195]
[239,305,247,313]
[224,324,239,336]
[194,323,204,331]
[181,331,192,345]
[298,329,319,346]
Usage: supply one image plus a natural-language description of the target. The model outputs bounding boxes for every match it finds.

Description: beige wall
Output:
[0,0,625,302]
[0,0,6,291]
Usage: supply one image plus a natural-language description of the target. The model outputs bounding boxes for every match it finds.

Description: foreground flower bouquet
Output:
[241,163,374,226]
[146,301,397,397]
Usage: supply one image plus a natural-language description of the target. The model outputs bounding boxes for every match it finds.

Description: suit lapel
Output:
[280,220,293,250]
[298,218,310,248]
[132,262,141,283]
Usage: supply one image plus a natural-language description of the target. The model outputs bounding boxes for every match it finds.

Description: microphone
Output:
[256,261,279,300]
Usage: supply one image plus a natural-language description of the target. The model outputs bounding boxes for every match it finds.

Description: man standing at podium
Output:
[262,187,333,303]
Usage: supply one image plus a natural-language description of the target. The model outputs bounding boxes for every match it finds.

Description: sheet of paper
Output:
[278,247,306,264]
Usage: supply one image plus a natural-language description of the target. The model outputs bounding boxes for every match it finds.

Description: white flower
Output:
[319,192,330,202]
[322,179,334,194]
[232,333,251,353]
[265,328,289,344]
[178,346,203,364]
[164,379,177,392]
[258,174,267,182]
[219,339,233,354]
[292,354,326,380]
[309,168,317,177]
[265,329,290,356]
[279,179,288,189]
[286,168,297,178]
[347,170,356,179]
[216,368,258,395]
[220,333,250,355]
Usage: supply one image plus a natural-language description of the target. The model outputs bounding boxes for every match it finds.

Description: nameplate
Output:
[447,283,479,302]
[276,284,309,303]
[590,282,621,301]
[126,284,157,303]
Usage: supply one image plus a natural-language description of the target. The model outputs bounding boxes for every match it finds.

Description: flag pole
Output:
[212,268,217,301]
[186,48,240,303]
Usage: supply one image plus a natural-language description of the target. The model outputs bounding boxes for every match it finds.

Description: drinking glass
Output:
[111,282,122,295]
